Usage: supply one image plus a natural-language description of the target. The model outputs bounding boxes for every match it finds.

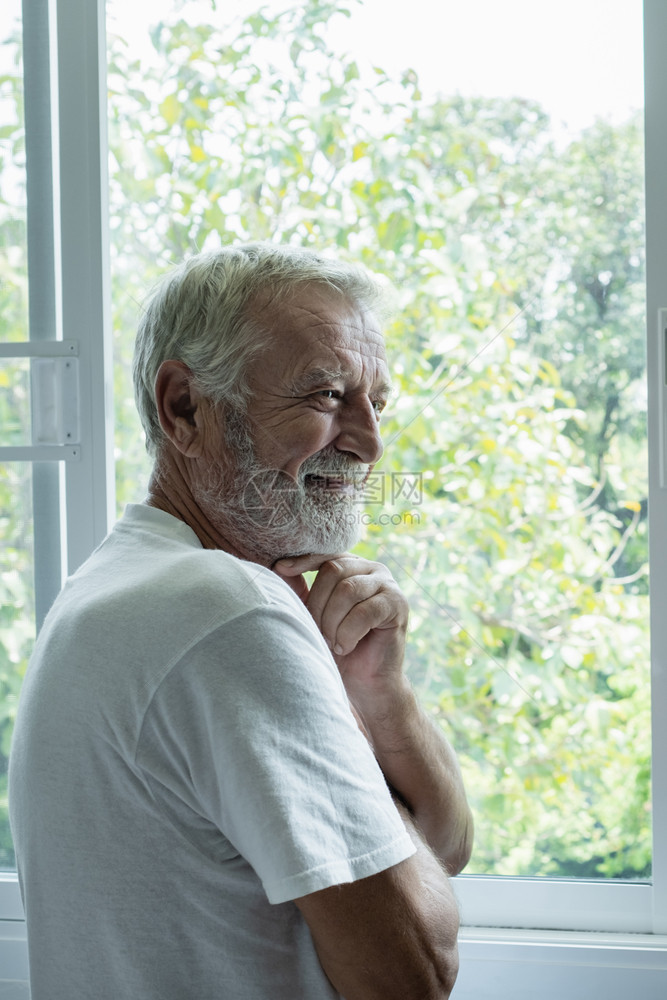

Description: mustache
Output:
[297,449,369,490]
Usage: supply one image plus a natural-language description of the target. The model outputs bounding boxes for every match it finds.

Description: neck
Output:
[145,456,273,567]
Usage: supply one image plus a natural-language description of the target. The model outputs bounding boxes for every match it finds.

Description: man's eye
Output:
[318,390,341,400]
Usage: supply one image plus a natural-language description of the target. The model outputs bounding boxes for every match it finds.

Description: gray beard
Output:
[196,408,368,562]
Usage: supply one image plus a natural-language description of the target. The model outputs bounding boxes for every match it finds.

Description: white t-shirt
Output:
[10,504,415,1000]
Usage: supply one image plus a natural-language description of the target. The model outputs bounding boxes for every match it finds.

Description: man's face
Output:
[197,284,392,562]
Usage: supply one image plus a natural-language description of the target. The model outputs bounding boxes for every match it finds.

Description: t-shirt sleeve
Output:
[136,601,416,904]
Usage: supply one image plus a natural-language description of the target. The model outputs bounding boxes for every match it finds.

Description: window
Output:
[0,0,115,961]
[1,0,666,994]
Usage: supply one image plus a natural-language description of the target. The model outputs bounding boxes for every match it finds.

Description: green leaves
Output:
[0,0,651,877]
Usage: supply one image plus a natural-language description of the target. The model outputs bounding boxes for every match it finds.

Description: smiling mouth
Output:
[304,473,365,495]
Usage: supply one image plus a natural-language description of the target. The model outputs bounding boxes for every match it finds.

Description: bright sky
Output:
[107,0,644,133]
[2,0,644,132]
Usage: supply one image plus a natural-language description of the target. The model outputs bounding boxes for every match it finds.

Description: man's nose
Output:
[334,399,384,465]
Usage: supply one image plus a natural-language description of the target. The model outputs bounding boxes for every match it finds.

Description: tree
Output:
[0,0,650,877]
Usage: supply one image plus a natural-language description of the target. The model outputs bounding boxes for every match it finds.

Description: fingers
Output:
[307,557,407,655]
[271,552,350,605]
[273,553,408,656]
[272,553,349,577]
[328,592,404,656]
[309,561,377,638]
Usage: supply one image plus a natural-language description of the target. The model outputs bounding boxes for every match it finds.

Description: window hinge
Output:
[0,341,81,462]
[31,356,80,447]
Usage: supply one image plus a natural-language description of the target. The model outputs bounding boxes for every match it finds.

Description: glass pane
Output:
[0,462,34,870]
[0,0,28,344]
[106,0,647,879]
[0,0,32,871]
[0,358,31,446]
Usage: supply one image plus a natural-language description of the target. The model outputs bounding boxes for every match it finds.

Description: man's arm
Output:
[352,674,473,874]
[274,553,474,874]
[295,801,460,1000]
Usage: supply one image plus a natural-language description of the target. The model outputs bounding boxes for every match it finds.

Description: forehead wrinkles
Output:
[290,332,389,397]
[256,282,380,338]
[252,291,388,389]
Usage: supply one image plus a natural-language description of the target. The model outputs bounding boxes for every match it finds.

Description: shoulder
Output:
[87,502,307,626]
[40,505,317,700]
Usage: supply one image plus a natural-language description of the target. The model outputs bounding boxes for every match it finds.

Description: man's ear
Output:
[154,360,208,457]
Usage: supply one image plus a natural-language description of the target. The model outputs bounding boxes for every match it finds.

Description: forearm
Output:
[358,678,473,874]
[272,552,473,873]
[297,802,461,1000]
[391,799,461,993]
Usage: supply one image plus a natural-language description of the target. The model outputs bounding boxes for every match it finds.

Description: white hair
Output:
[132,242,387,457]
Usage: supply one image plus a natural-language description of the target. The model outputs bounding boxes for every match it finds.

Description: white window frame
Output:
[1,0,667,994]
[0,0,115,583]
[0,0,114,981]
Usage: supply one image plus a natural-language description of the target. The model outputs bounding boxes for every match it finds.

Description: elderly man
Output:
[10,243,473,999]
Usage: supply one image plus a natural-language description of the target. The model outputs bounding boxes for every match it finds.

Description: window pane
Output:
[0,358,31,446]
[107,0,647,879]
[0,0,31,871]
[0,462,34,871]
[0,0,28,344]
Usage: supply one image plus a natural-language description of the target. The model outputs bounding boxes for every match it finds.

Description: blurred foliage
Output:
[0,21,32,867]
[0,0,650,878]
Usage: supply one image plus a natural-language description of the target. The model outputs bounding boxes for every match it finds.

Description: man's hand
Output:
[273,553,409,716]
